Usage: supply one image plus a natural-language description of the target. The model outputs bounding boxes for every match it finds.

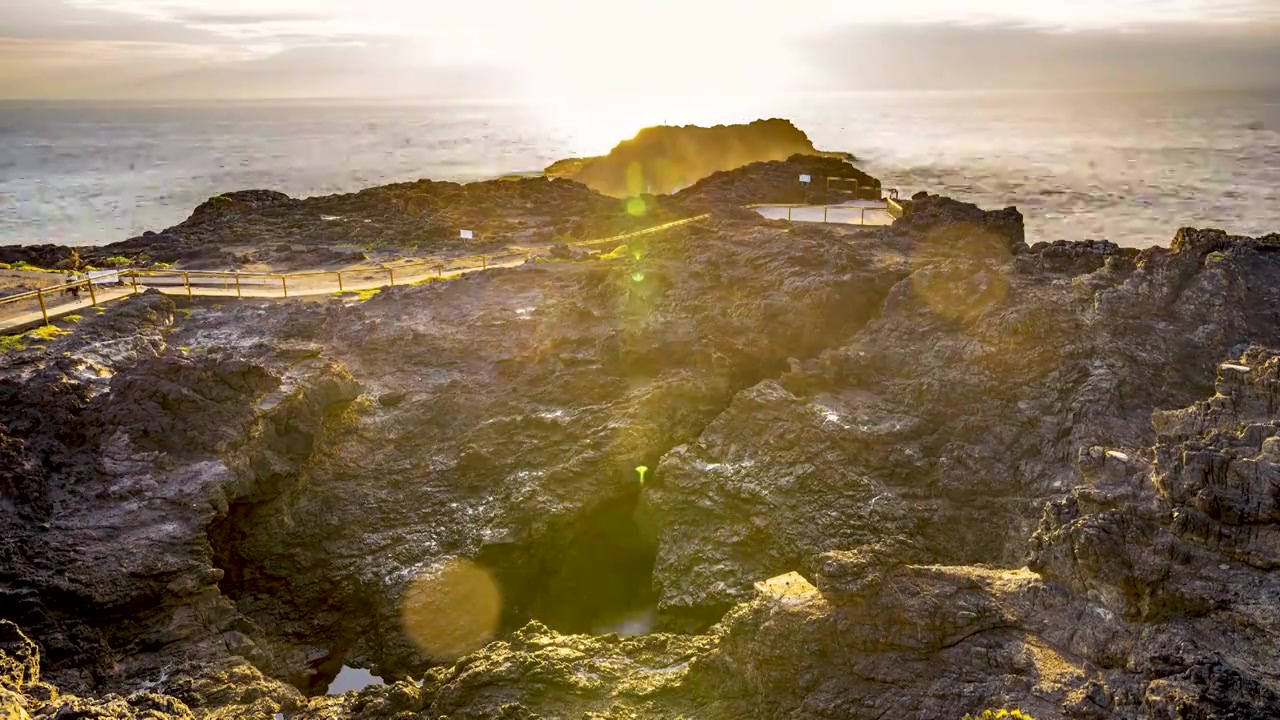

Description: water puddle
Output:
[592,607,655,637]
[326,665,386,695]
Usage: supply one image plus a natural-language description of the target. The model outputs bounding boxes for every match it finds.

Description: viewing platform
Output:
[751,198,896,226]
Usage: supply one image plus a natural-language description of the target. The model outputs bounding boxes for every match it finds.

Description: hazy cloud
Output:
[176,12,325,26]
[3,0,1280,98]
[803,21,1280,91]
[75,40,512,99]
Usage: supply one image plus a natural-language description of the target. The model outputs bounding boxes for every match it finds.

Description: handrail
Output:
[567,214,710,247]
[885,196,905,220]
[0,213,713,329]
[2,201,906,331]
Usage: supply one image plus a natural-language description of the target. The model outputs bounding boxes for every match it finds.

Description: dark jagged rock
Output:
[0,128,873,274]
[669,154,880,210]
[896,191,1027,257]
[0,245,79,270]
[545,119,850,197]
[5,190,1280,719]
[1019,239,1135,276]
[78,176,660,271]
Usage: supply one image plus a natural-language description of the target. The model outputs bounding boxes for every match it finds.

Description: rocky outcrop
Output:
[0,122,877,274]
[646,211,1280,627]
[0,298,360,702]
[545,119,850,197]
[4,191,1280,718]
[667,154,881,211]
[1024,349,1280,717]
[79,177,656,271]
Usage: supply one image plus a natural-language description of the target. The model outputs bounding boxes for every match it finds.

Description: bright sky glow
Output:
[2,0,1277,98]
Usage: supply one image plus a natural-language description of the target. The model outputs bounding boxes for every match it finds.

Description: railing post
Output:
[183,272,192,299]
[861,208,867,225]
[336,272,343,292]
[87,279,97,307]
[482,256,487,270]
[824,206,829,223]
[437,264,443,277]
[234,273,242,298]
[280,275,288,298]
[787,207,793,222]
[388,268,395,286]
[130,272,139,295]
[36,289,48,326]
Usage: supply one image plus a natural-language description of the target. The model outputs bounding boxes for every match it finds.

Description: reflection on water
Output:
[326,665,385,695]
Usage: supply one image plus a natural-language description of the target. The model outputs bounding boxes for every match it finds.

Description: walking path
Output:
[1,198,900,336]
[0,255,525,335]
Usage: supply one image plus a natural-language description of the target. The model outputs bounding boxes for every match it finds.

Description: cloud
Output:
[0,36,234,97]
[4,0,1280,98]
[0,0,216,43]
[801,21,1280,91]
[90,40,513,99]
[175,11,324,26]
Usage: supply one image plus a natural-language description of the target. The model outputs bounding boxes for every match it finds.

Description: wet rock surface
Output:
[2,184,1280,718]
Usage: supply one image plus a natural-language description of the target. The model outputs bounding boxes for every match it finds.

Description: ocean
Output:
[1,90,1277,249]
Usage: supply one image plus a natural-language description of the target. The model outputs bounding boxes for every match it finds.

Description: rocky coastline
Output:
[0,156,867,274]
[3,125,1280,719]
[543,118,853,197]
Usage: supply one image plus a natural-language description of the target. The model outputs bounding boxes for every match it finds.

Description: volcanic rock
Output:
[668,154,881,211]
[4,192,1280,719]
[545,118,851,197]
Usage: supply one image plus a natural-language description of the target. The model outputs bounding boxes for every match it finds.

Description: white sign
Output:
[799,174,811,184]
[87,269,121,285]
[460,229,474,240]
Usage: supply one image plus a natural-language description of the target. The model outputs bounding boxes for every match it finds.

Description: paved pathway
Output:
[0,256,524,335]
[1,203,894,336]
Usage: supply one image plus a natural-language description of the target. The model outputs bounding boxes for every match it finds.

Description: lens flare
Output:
[400,559,501,662]
[625,161,646,196]
[908,223,1013,321]
[626,197,647,216]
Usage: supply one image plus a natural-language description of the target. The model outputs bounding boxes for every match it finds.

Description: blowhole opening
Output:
[479,486,660,636]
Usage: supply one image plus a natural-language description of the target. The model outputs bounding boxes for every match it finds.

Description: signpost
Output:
[87,269,121,285]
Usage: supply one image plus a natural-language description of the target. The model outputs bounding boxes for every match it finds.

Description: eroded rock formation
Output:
[545,118,850,197]
[3,174,1280,718]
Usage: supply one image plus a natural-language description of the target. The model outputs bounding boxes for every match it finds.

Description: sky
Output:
[1,0,1278,99]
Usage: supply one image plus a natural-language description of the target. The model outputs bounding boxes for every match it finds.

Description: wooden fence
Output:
[0,214,713,330]
[1,197,902,333]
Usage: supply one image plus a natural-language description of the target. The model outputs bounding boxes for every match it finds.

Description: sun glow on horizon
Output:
[6,0,1278,99]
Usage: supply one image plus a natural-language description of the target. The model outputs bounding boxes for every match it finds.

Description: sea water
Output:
[1,90,1276,249]
[326,665,385,695]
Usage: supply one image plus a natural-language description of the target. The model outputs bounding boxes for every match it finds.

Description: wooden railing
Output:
[0,214,712,330]
[1,200,904,333]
